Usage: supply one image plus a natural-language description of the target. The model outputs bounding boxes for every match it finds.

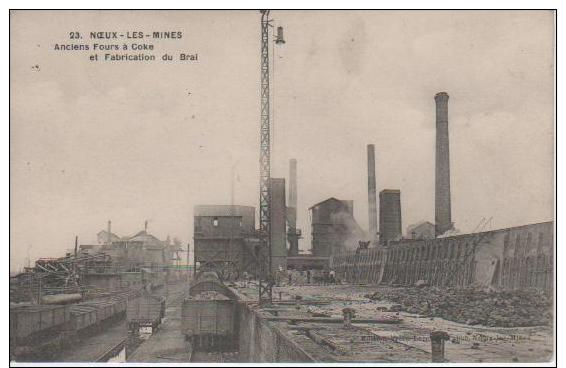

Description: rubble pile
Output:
[367,287,552,327]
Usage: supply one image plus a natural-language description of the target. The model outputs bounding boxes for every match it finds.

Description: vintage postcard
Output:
[9,9,556,365]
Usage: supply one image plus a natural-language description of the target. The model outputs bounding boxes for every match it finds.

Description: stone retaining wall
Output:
[237,302,315,362]
[331,222,553,291]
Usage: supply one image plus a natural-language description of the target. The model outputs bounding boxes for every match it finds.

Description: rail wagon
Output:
[79,300,115,322]
[126,293,165,334]
[181,271,238,351]
[69,305,98,332]
[10,304,71,345]
[11,294,130,360]
[108,296,127,316]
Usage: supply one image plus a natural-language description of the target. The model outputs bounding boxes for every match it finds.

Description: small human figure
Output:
[329,270,336,284]
[242,271,249,286]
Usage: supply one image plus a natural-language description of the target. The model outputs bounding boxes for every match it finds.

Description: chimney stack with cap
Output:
[435,92,454,237]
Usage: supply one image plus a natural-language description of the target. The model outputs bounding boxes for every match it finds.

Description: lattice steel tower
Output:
[257,9,273,304]
[257,10,285,305]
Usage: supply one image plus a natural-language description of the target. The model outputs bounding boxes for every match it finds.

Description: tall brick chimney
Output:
[379,189,402,244]
[367,144,378,243]
[435,92,453,237]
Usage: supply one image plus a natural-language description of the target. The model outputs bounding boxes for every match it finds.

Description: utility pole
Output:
[187,242,191,281]
[257,10,285,305]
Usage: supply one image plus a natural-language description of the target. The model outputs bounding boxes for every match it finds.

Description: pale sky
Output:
[10,10,555,271]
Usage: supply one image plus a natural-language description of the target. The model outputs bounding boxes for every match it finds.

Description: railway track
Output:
[95,338,127,362]
[190,350,240,363]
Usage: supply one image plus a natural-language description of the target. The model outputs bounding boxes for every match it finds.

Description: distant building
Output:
[78,243,102,255]
[406,221,435,240]
[93,227,176,268]
[96,230,120,245]
[165,238,185,266]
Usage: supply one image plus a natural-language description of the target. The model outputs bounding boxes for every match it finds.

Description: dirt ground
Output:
[273,284,554,363]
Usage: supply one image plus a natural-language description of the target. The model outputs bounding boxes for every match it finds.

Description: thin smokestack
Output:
[287,159,299,256]
[107,220,111,246]
[435,92,453,237]
[289,159,297,209]
[367,144,378,243]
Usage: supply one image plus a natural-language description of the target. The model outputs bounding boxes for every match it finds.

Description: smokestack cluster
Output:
[379,189,402,244]
[367,144,378,242]
[435,92,453,237]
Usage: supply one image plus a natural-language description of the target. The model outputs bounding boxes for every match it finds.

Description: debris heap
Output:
[367,287,552,327]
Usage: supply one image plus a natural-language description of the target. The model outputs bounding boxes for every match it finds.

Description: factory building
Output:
[406,221,435,240]
[379,189,403,244]
[309,198,365,257]
[97,229,120,245]
[193,177,289,276]
[193,205,256,277]
[102,228,174,269]
[270,178,288,271]
[78,222,177,270]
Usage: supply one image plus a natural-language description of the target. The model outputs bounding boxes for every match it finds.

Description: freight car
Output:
[68,305,98,332]
[126,292,166,335]
[10,294,130,361]
[79,296,127,326]
[181,271,238,352]
[10,304,71,347]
